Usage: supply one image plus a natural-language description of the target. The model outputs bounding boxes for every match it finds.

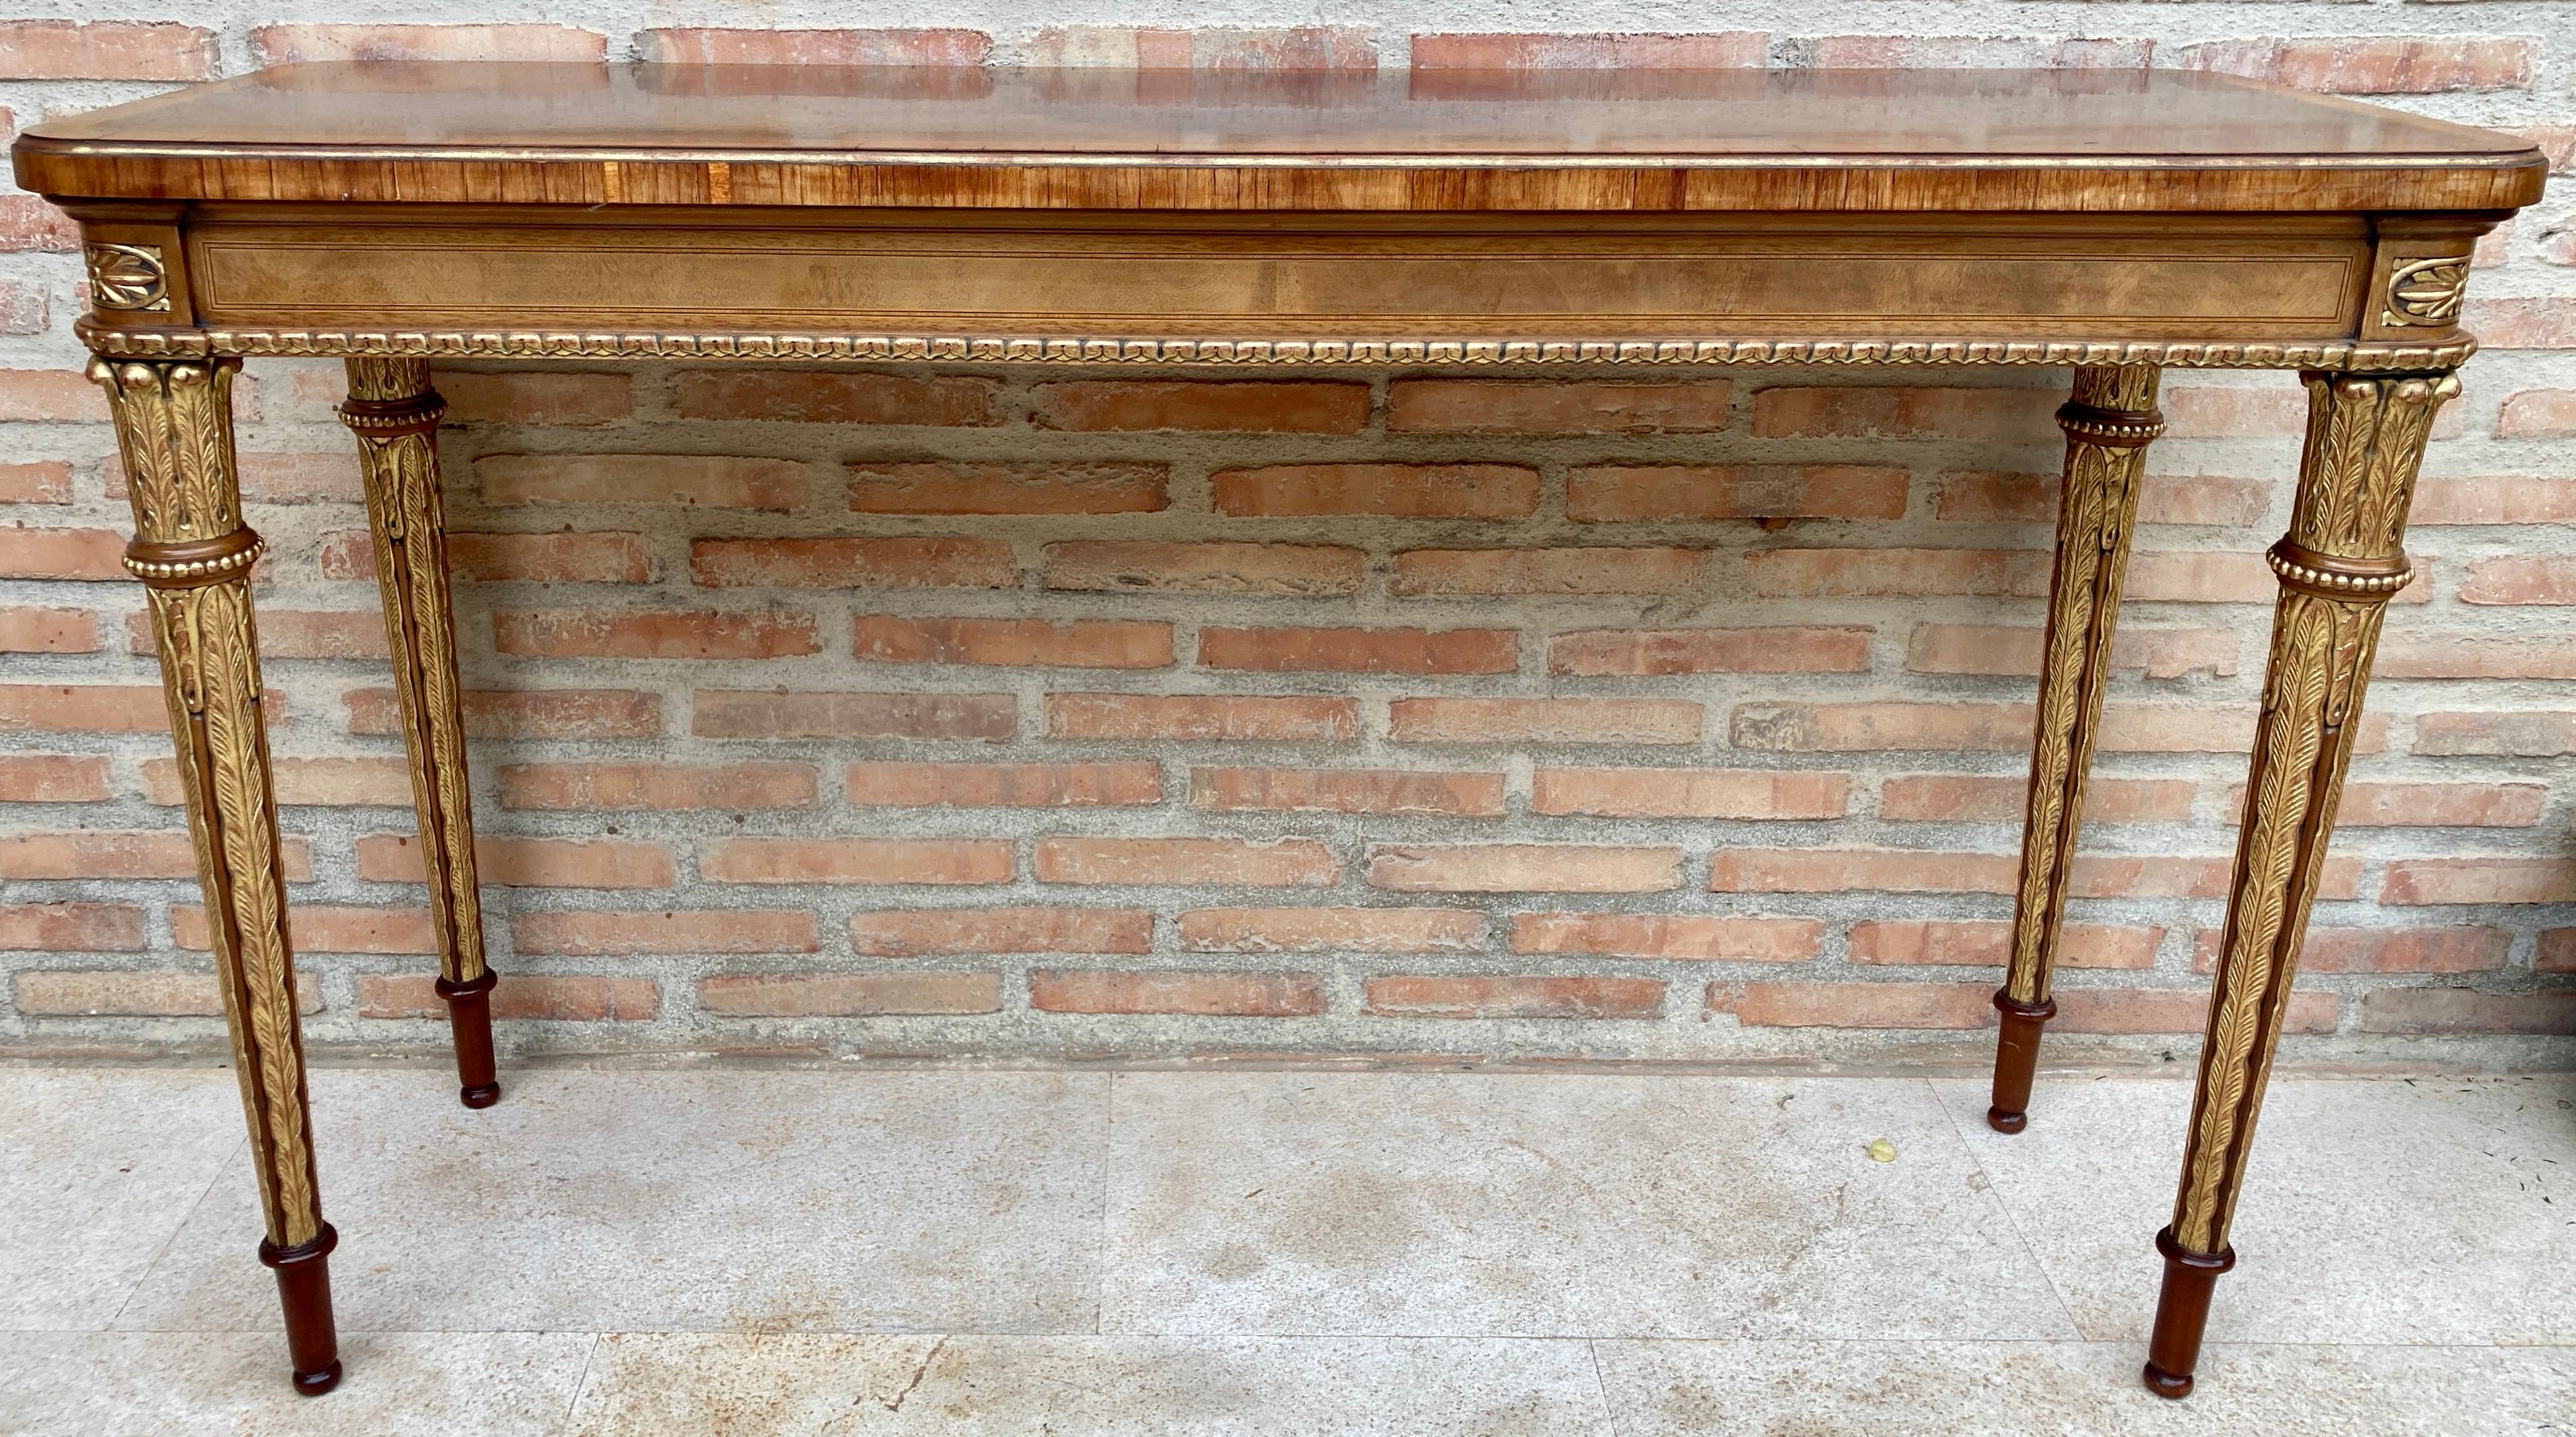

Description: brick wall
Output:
[1,6,2571,1069]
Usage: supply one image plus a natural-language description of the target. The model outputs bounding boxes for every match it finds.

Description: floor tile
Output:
[1595,1336,2576,1437]
[0,1068,246,1330]
[113,1068,1110,1336]
[562,1332,1612,1436]
[0,1329,591,1437]
[1934,1074,2576,1346]
[1102,1072,2076,1339]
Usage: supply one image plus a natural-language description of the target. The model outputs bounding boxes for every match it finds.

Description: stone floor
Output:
[1,1064,2570,1435]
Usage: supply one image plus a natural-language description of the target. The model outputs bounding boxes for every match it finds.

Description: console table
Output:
[12,62,2544,1400]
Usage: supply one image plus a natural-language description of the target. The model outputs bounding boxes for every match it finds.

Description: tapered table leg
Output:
[2144,369,2458,1398]
[1987,363,2162,1133]
[339,358,499,1109]
[93,354,341,1395]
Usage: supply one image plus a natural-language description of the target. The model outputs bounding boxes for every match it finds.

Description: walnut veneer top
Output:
[14,62,2546,214]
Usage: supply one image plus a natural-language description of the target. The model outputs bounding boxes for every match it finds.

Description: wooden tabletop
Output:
[15,62,2546,214]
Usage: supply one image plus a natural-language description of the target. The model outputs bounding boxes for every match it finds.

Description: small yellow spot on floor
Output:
[1865,1138,1898,1163]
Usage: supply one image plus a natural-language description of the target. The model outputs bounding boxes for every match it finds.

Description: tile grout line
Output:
[1585,1336,1628,1437]
[556,1332,601,1436]
[105,1126,246,1331]
[1926,1077,2088,1346]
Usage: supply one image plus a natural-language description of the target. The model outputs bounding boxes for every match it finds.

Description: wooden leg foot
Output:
[1985,990,2055,1133]
[2142,1225,2233,1399]
[259,1223,343,1396]
[437,970,502,1108]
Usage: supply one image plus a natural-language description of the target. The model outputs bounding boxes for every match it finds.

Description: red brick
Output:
[0,755,110,803]
[2080,855,2361,902]
[702,838,1014,886]
[128,611,386,662]
[437,371,631,425]
[1732,701,2028,753]
[1036,837,1338,888]
[0,903,146,952]
[175,904,433,956]
[2325,782,2546,829]
[1932,470,2272,528]
[360,835,676,890]
[1804,36,2151,68]
[856,617,1173,669]
[2054,988,2335,1036]
[0,528,124,580]
[360,974,659,1022]
[499,762,817,811]
[697,972,1000,1017]
[672,370,999,425]
[1386,379,1732,434]
[1212,463,1537,518]
[0,832,312,881]
[1532,768,1849,820]
[347,688,661,739]
[1191,767,1505,817]
[1511,913,1822,962]
[0,196,77,252]
[1178,907,1484,954]
[1879,775,2196,823]
[1712,980,1994,1029]
[2190,925,2509,976]
[689,536,1015,590]
[2467,299,2576,350]
[2410,477,2576,526]
[1045,693,1355,742]
[849,907,1153,956]
[0,684,168,733]
[2381,859,2576,906]
[2360,989,2576,1036]
[1366,975,1664,1020]
[0,19,214,79]
[2376,637,2576,681]
[0,606,98,653]
[1032,969,1325,1017]
[691,690,1013,741]
[1568,465,1908,522]
[1748,545,2051,599]
[2497,390,2576,438]
[513,909,820,956]
[635,27,992,65]
[251,23,606,62]
[1202,626,1517,675]
[2413,712,2576,757]
[1411,33,1767,70]
[322,530,651,584]
[850,460,1168,516]
[1848,920,2161,970]
[1751,386,2055,441]
[2174,37,2532,93]
[0,460,71,503]
[1390,697,1700,745]
[1368,844,1680,894]
[1394,547,1706,596]
[1548,627,1871,676]
[848,761,1162,808]
[492,609,819,660]
[2461,558,2576,605]
[1712,849,2016,896]
[0,369,92,422]
[478,454,809,510]
[19,969,318,1017]
[2540,930,2575,974]
[1044,541,1363,595]
[1906,624,2239,680]
[144,756,412,808]
[1032,380,1368,433]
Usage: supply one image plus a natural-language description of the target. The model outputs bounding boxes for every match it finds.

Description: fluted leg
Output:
[1987,363,2163,1132]
[2144,369,2458,1398]
[339,359,498,1109]
[93,354,340,1395]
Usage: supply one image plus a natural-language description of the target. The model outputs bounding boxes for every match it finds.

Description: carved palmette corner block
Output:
[2379,256,2467,329]
[85,241,171,312]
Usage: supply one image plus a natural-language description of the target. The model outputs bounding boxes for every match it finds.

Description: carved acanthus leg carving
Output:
[93,354,341,1395]
[2143,369,2457,1399]
[1988,363,2162,1133]
[339,357,498,1109]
